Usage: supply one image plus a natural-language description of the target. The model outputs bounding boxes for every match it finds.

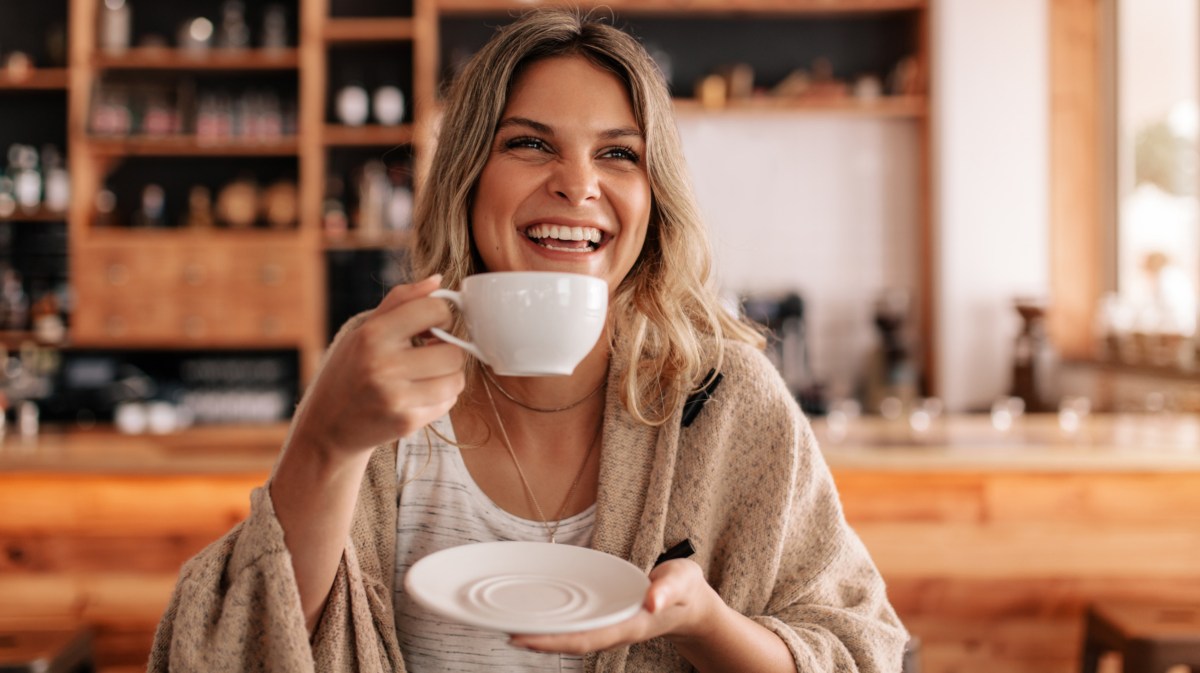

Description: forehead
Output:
[502,55,640,129]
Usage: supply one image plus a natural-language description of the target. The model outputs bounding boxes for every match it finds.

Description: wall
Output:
[932,0,1050,411]
[677,112,919,399]
[675,0,1052,412]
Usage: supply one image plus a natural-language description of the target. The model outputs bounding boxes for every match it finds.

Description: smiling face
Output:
[470,55,652,293]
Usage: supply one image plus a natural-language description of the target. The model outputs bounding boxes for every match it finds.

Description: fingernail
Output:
[650,594,665,613]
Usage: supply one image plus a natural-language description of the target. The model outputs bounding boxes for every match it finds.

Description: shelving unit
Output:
[0,331,41,349]
[88,136,302,157]
[0,210,69,223]
[92,48,301,70]
[323,123,415,146]
[671,93,926,117]
[4,0,930,388]
[0,69,70,90]
[324,17,417,42]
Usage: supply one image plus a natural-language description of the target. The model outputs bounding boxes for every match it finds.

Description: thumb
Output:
[375,274,444,314]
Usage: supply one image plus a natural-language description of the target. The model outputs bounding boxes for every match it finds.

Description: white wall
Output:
[931,0,1049,410]
[675,0,1050,411]
[677,112,919,399]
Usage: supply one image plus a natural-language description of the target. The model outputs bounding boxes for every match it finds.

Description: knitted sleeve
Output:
[750,406,909,672]
[148,310,400,672]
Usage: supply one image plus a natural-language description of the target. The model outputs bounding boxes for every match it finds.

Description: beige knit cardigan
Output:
[149,324,907,672]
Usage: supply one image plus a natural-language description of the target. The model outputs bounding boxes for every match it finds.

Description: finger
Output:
[374,274,443,314]
[389,343,466,380]
[644,559,701,613]
[510,616,644,655]
[360,295,455,347]
[385,370,466,412]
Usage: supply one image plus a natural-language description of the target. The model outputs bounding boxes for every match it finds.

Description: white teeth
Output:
[526,224,603,243]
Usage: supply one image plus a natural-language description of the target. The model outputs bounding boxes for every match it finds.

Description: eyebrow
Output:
[496,116,643,141]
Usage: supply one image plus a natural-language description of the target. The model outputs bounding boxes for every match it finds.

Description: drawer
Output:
[229,246,305,291]
[71,240,312,346]
[72,297,177,343]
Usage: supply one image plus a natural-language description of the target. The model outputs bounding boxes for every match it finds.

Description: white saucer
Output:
[404,541,650,634]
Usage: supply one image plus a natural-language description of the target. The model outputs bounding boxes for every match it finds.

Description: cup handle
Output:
[428,288,487,363]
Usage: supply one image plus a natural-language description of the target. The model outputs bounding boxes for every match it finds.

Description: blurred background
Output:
[2,1,1198,672]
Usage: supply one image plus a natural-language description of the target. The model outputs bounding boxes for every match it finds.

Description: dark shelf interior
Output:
[439,12,920,96]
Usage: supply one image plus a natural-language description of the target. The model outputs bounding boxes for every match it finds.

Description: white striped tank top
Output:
[393,415,596,672]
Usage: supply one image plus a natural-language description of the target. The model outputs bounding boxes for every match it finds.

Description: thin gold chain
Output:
[482,376,601,544]
[482,366,605,414]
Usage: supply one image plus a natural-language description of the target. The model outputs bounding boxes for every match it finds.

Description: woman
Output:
[150,9,907,672]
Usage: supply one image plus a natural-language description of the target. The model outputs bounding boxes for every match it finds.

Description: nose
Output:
[548,156,601,205]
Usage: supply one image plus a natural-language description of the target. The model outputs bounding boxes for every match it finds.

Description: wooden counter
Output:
[0,425,286,672]
[3,415,1198,673]
[821,414,1200,673]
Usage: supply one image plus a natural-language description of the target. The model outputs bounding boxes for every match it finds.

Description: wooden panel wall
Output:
[1048,0,1104,359]
[6,466,1198,673]
[0,473,267,671]
[834,468,1200,673]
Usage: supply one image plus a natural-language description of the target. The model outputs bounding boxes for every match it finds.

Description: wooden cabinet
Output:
[17,0,930,386]
[71,236,307,346]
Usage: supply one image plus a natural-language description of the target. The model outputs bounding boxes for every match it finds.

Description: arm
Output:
[149,275,466,671]
[511,559,795,673]
[272,274,465,632]
[514,348,906,671]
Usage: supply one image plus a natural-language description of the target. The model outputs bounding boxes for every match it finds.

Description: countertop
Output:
[817,413,1200,471]
[0,423,287,474]
[4,413,1200,475]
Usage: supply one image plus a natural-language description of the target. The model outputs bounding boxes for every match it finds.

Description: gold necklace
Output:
[482,376,601,544]
[482,366,605,414]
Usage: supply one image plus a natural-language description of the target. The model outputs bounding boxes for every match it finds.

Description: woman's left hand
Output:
[508,559,718,654]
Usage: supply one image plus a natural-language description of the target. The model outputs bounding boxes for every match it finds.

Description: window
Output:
[1109,0,1198,343]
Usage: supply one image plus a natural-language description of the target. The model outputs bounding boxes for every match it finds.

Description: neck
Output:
[491,336,609,410]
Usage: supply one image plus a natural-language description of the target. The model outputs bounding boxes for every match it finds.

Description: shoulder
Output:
[707,339,797,420]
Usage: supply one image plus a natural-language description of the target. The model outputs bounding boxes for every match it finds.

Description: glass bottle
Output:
[99,0,132,54]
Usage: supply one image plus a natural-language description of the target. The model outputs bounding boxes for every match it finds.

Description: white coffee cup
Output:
[430,271,608,376]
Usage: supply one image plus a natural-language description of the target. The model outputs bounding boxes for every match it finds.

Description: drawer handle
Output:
[106,263,129,286]
[261,315,282,336]
[105,315,127,336]
[183,316,206,338]
[183,263,208,286]
[260,263,284,286]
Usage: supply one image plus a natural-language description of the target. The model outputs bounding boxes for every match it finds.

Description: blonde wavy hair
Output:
[410,8,764,426]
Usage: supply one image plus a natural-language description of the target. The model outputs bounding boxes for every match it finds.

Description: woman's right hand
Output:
[289,274,467,460]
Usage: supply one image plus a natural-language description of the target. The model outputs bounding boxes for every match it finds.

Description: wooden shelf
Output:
[85,227,303,244]
[0,331,64,349]
[0,209,67,223]
[88,135,300,157]
[0,68,69,91]
[323,231,412,251]
[323,124,414,147]
[92,48,299,71]
[436,0,926,15]
[1063,357,1200,383]
[672,94,927,117]
[324,18,416,43]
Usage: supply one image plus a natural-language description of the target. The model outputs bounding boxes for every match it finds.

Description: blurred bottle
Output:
[262,4,289,50]
[864,288,919,414]
[356,160,389,239]
[41,145,69,214]
[131,184,166,228]
[1,268,29,330]
[98,0,132,54]
[9,145,42,214]
[1010,298,1057,413]
[218,1,251,50]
